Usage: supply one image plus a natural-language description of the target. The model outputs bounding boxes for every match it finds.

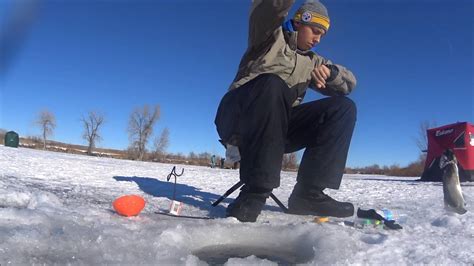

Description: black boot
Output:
[287,184,354,217]
[226,186,271,222]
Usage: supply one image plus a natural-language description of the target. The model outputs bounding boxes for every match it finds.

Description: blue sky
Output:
[1,0,472,168]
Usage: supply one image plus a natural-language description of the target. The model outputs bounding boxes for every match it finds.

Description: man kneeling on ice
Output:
[215,0,357,222]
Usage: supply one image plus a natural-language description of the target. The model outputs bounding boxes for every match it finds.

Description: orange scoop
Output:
[113,195,146,217]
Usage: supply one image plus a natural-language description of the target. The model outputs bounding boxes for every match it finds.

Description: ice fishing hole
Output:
[193,244,314,265]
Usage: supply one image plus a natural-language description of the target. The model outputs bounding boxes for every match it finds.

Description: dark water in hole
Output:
[193,244,313,265]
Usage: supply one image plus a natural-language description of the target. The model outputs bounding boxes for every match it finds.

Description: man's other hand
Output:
[313,64,331,89]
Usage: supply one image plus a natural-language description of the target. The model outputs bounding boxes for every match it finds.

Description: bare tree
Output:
[189,152,197,160]
[36,110,56,150]
[81,111,105,155]
[153,127,169,161]
[415,120,437,153]
[128,105,160,161]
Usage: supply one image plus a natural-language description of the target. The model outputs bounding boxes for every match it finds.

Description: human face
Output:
[294,22,326,51]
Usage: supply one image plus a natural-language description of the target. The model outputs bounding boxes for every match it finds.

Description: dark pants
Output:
[215,74,356,191]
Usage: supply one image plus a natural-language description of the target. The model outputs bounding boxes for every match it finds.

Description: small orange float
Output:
[113,195,146,217]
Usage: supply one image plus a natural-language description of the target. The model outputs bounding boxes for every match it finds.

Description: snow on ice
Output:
[0,145,473,264]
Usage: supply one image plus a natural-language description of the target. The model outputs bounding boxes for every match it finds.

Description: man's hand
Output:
[313,65,331,89]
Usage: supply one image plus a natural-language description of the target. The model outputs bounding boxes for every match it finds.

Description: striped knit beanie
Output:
[293,0,330,32]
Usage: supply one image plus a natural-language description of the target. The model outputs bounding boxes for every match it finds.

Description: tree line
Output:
[2,111,434,175]
[33,104,169,161]
[344,154,425,177]
[1,102,298,169]
[345,121,436,177]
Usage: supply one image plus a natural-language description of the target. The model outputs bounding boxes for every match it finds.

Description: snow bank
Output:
[0,146,473,264]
